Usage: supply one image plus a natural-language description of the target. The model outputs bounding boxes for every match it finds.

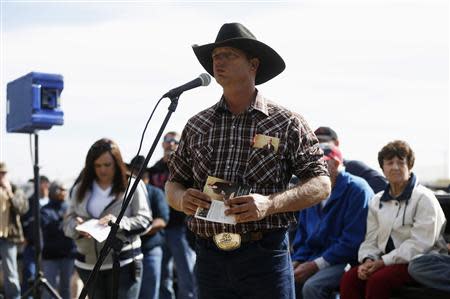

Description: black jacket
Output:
[41,199,76,259]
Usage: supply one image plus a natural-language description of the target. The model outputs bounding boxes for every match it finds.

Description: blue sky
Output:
[1,0,448,185]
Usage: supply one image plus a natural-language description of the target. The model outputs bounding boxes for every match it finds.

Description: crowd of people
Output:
[0,132,195,299]
[1,22,450,299]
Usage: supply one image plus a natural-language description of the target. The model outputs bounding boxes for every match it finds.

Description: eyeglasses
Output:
[163,137,179,144]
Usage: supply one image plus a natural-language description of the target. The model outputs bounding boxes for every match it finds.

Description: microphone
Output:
[163,73,211,98]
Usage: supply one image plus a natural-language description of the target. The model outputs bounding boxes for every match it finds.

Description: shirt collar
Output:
[214,89,269,117]
[380,172,417,202]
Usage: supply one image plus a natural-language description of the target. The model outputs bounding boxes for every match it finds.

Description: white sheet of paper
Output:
[75,219,111,242]
[195,199,236,225]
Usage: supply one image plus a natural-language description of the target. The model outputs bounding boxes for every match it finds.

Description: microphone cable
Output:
[121,95,165,212]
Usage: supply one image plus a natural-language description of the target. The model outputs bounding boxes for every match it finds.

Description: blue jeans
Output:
[0,238,21,299]
[160,226,197,299]
[42,258,75,299]
[408,254,450,293]
[139,246,162,299]
[77,260,142,299]
[296,263,346,299]
[194,229,295,299]
[21,244,36,299]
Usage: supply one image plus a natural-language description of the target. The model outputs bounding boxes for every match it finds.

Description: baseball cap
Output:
[0,162,7,173]
[314,127,338,143]
[320,143,343,164]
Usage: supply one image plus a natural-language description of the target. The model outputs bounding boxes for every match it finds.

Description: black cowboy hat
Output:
[192,22,285,85]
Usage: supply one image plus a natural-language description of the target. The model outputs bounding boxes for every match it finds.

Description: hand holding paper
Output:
[76,219,111,242]
[195,176,251,224]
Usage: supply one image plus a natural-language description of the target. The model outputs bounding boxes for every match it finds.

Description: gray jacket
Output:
[63,178,152,269]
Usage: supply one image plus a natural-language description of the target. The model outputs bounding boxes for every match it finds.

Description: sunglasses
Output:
[163,137,179,144]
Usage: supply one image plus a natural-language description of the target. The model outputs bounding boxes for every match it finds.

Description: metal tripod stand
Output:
[21,133,61,299]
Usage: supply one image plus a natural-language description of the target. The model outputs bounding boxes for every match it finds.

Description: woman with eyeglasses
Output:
[339,140,447,299]
[63,138,151,299]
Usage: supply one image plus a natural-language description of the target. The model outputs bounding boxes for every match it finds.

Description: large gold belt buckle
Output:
[213,233,241,251]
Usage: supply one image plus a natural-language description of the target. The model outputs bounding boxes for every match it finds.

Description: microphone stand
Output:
[78,94,180,299]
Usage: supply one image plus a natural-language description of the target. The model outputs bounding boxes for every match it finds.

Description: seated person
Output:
[339,140,447,299]
[291,144,373,299]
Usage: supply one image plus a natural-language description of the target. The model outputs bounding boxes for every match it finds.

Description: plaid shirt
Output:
[168,91,328,237]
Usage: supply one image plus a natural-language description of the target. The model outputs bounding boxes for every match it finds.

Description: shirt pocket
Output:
[243,148,282,185]
[191,144,213,186]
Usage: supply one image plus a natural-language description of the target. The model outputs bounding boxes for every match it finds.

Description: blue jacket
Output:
[140,184,170,252]
[291,171,373,266]
[41,199,76,259]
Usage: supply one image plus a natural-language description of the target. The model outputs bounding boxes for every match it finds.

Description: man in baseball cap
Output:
[291,144,373,299]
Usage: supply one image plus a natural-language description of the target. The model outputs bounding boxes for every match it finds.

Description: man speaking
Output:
[165,23,330,299]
